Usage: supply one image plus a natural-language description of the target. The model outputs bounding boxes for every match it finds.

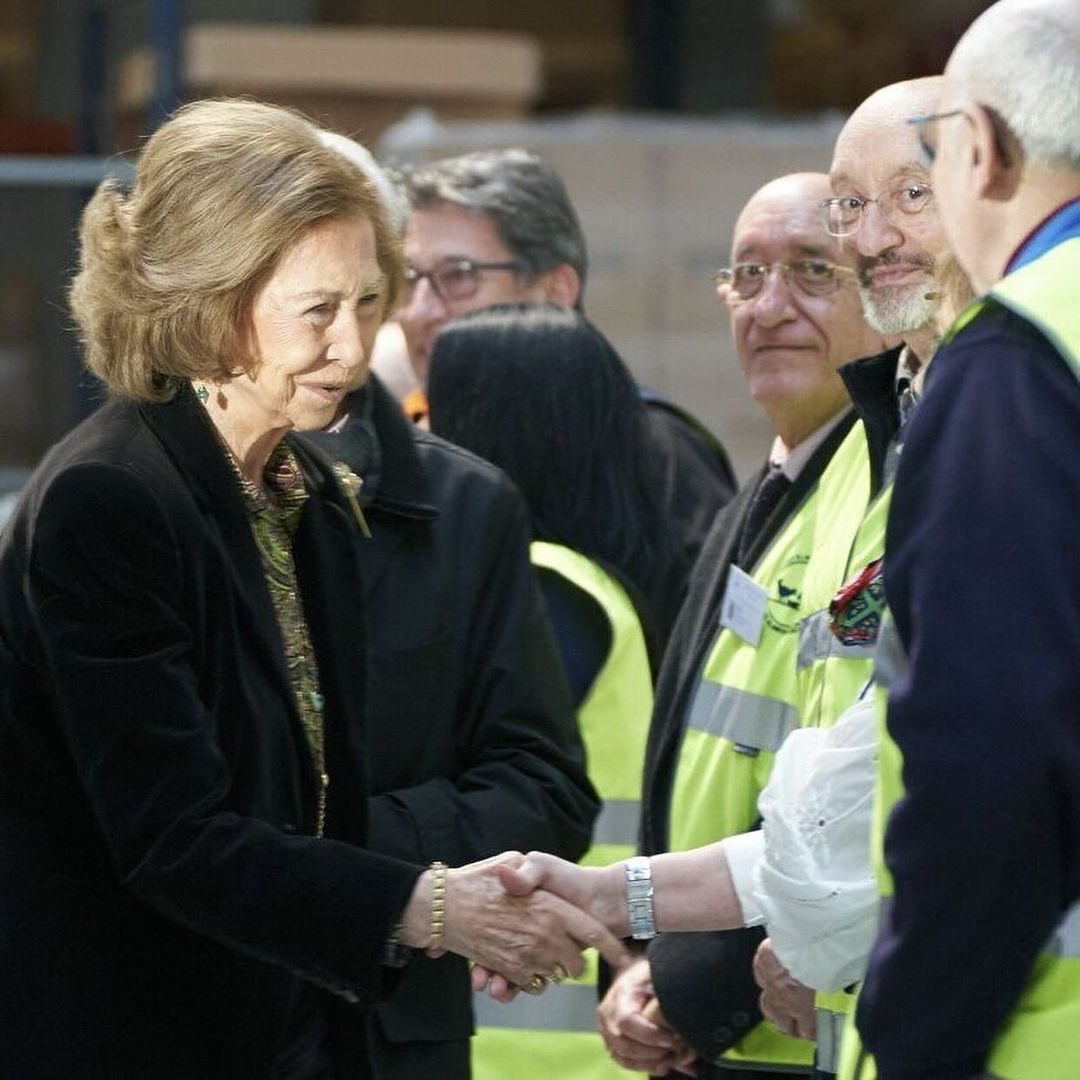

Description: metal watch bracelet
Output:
[624,855,656,940]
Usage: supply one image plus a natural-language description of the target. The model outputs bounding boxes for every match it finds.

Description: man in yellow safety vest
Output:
[853,2,1080,1077]
[600,172,888,1080]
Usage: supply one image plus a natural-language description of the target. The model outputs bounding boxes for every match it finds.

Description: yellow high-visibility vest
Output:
[798,482,892,1075]
[472,542,653,1080]
[668,420,871,1071]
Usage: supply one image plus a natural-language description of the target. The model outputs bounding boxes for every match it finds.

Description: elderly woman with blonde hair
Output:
[0,99,623,1080]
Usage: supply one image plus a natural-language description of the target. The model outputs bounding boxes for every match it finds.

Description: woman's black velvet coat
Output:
[0,386,423,1078]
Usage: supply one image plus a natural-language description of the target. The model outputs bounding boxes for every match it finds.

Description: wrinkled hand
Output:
[753,938,816,1041]
[403,851,630,993]
[597,957,697,1076]
[470,851,629,1000]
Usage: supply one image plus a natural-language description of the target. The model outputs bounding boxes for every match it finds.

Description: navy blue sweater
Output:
[857,302,1080,1078]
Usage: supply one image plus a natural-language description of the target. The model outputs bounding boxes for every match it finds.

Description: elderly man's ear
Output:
[970,104,1023,202]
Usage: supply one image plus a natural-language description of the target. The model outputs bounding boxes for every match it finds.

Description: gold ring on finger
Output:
[525,973,547,994]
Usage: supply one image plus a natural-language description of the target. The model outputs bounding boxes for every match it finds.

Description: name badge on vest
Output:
[719,565,769,647]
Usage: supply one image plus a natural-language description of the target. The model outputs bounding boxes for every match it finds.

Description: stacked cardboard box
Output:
[116,22,542,148]
[317,0,630,110]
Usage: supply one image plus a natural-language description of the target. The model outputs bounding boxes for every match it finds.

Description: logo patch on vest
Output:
[765,553,809,634]
[829,557,885,646]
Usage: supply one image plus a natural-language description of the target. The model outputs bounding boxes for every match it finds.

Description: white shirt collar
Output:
[770,407,852,483]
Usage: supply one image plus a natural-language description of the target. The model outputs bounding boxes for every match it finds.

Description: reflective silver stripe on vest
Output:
[473,982,598,1032]
[1048,900,1080,957]
[592,798,640,848]
[797,610,878,671]
[815,1006,846,1075]
[686,680,799,754]
[872,616,908,690]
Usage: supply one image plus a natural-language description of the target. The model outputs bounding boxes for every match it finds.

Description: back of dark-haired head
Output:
[403,150,588,302]
[427,303,669,594]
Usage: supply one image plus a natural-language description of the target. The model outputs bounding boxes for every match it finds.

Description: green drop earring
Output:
[195,383,210,405]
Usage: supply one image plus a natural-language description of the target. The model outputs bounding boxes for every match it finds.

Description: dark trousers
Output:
[363,1026,470,1080]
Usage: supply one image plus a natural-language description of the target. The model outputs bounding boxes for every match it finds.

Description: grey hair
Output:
[315,130,407,233]
[402,148,588,299]
[949,1,1080,170]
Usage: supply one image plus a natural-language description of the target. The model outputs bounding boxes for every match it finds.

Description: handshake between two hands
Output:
[447,851,699,1078]
[408,849,812,1079]
[398,850,626,1000]
[463,851,623,1001]
[400,849,812,1077]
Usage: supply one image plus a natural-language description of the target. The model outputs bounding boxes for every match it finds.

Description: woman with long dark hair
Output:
[428,303,668,1080]
[429,303,680,653]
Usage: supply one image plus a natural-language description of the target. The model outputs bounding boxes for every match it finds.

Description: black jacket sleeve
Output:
[362,461,597,869]
[648,927,767,1063]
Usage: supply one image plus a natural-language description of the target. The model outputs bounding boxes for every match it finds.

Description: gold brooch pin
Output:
[332,462,372,539]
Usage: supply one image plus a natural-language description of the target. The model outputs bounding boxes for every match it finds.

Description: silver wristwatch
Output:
[624,856,656,940]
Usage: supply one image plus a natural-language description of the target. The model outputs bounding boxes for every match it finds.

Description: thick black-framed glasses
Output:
[908,109,966,165]
[403,257,525,302]
[713,260,857,301]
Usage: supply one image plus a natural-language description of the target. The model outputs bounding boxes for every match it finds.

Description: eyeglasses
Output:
[403,257,524,302]
[908,109,966,165]
[820,181,934,238]
[713,260,857,301]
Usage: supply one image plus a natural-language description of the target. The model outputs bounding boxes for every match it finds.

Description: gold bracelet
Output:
[429,861,448,950]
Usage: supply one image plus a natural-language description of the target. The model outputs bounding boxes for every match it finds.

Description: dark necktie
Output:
[884,378,920,485]
[737,465,792,566]
[896,376,919,427]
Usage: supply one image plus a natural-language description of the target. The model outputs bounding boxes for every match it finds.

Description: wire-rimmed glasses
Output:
[713,259,857,301]
[820,181,935,238]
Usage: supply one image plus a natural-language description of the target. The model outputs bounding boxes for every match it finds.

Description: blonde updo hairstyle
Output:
[70,98,403,401]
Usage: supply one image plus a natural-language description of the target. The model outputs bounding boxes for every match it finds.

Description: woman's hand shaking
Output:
[467,851,630,999]
[398,851,630,996]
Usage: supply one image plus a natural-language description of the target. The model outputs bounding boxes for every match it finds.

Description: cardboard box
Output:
[317,0,630,109]
[117,23,542,145]
[323,0,625,35]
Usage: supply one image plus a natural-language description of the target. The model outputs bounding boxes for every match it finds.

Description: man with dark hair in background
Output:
[395,148,738,644]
